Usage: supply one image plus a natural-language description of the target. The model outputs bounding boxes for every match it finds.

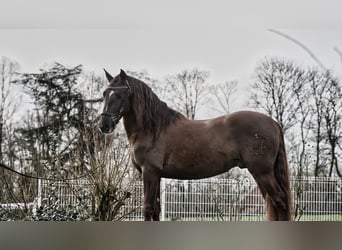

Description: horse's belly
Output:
[161,134,241,179]
[161,160,230,180]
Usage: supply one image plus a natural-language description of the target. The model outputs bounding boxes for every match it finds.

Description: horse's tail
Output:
[268,124,292,221]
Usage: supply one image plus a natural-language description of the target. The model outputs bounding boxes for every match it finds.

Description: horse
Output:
[100,69,292,221]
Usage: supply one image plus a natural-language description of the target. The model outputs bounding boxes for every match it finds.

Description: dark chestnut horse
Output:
[100,69,292,221]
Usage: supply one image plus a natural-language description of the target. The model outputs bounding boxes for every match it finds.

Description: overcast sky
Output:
[1,0,342,117]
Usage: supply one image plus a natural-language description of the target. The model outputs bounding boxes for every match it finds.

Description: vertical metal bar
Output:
[160,178,166,221]
[37,179,42,208]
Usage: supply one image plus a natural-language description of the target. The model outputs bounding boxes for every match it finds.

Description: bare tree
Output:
[83,127,139,220]
[250,57,306,132]
[166,68,209,120]
[267,30,342,177]
[0,57,24,217]
[306,69,331,176]
[321,72,342,177]
[209,80,238,114]
[289,72,312,178]
[79,72,140,220]
[0,56,20,162]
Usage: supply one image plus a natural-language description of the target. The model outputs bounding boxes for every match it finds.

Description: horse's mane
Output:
[128,76,184,137]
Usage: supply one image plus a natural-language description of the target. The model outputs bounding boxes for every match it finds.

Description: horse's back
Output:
[204,111,280,145]
[223,111,278,131]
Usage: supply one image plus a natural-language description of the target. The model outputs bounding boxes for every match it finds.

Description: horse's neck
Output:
[122,113,140,144]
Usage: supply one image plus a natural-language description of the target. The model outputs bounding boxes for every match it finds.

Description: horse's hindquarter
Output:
[161,111,280,179]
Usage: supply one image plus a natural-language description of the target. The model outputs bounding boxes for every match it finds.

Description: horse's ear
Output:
[120,69,127,80]
[103,68,113,82]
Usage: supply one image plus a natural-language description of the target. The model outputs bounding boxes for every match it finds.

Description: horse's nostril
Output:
[100,125,108,133]
[100,123,113,134]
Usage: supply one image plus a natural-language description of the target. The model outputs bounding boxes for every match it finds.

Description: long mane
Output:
[127,76,184,137]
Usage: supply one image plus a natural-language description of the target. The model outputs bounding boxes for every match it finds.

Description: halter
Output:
[100,80,132,125]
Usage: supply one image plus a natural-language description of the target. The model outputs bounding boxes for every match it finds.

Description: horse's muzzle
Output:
[99,123,115,134]
[99,113,118,134]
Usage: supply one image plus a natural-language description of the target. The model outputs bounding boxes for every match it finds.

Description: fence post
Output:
[160,178,166,221]
[37,179,42,208]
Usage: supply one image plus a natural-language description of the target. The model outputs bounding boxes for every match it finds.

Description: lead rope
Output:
[0,162,94,182]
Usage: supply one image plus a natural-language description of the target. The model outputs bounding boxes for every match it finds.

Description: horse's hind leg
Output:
[253,172,288,221]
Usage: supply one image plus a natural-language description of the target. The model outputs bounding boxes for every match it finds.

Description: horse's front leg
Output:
[142,170,161,221]
[152,182,161,221]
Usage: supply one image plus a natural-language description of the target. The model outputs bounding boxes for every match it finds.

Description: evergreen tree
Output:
[15,63,95,177]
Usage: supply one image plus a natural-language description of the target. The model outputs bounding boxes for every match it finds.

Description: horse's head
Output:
[100,69,132,134]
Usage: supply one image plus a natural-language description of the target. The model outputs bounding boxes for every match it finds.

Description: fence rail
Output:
[33,176,342,221]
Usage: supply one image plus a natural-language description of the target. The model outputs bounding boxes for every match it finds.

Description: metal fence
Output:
[38,176,342,221]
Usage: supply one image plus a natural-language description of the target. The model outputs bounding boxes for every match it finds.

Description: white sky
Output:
[1,0,342,118]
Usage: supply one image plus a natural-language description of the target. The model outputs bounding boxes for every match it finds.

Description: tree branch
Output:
[268,29,326,70]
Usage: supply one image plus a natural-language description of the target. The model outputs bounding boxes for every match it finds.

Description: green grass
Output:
[124,214,342,221]
[295,214,342,221]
